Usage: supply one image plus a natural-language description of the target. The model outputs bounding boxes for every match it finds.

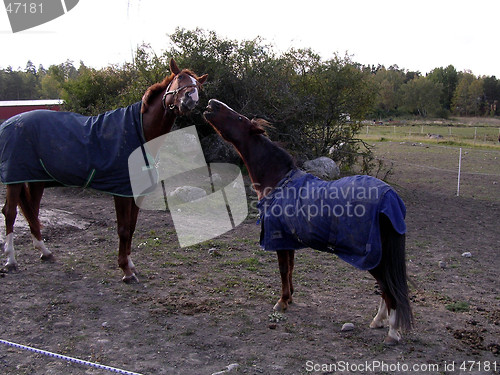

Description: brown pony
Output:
[0,58,207,283]
[204,99,413,345]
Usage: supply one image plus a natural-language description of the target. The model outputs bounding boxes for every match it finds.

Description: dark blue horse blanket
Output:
[257,169,406,270]
[0,102,144,196]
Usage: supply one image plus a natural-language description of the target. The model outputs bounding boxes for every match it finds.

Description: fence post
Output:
[457,148,462,196]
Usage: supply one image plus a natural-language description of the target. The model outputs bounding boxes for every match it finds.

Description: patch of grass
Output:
[446,301,470,312]
[225,256,262,271]
[268,311,287,323]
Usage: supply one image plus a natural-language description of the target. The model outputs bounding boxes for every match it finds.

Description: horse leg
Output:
[127,201,140,275]
[369,271,400,345]
[19,182,53,262]
[274,250,293,312]
[386,307,401,345]
[114,196,139,283]
[2,184,22,271]
[369,297,388,329]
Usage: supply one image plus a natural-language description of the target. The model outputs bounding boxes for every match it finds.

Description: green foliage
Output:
[445,301,470,312]
[62,65,131,115]
[2,28,500,171]
[427,65,458,111]
[371,66,406,117]
[399,76,442,117]
[452,72,484,116]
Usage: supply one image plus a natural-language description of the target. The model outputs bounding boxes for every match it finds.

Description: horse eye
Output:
[238,116,242,121]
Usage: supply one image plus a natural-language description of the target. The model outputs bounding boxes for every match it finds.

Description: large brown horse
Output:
[203,99,413,345]
[0,58,207,283]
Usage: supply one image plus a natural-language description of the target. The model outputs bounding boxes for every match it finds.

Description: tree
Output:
[482,75,500,116]
[427,65,458,112]
[452,72,484,116]
[399,76,442,117]
[371,66,406,117]
[161,28,377,170]
[62,65,130,115]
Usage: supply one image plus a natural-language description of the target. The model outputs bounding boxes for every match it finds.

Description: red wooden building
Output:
[0,99,64,122]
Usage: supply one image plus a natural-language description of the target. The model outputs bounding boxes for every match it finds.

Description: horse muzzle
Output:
[179,92,199,114]
[203,99,218,121]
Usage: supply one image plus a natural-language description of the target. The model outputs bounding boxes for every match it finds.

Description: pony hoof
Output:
[273,301,288,312]
[370,321,385,329]
[40,253,55,262]
[383,336,400,346]
[3,263,18,273]
[122,274,139,284]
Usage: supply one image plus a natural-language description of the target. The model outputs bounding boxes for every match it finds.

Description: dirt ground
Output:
[0,142,499,375]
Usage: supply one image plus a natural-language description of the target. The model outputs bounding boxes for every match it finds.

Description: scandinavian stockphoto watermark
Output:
[128,126,248,248]
[253,181,382,221]
[4,0,79,33]
[304,359,498,373]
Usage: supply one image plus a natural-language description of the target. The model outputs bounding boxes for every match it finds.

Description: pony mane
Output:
[251,117,274,135]
[141,69,200,113]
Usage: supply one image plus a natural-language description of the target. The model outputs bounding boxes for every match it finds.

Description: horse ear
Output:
[141,92,150,113]
[170,58,180,75]
[197,74,208,85]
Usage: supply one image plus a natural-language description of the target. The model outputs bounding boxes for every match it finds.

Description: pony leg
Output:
[19,183,53,262]
[274,250,293,312]
[114,196,139,283]
[370,297,388,329]
[2,184,22,271]
[385,308,402,345]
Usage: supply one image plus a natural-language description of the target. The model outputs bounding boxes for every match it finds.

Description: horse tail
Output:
[379,214,413,331]
[18,183,40,232]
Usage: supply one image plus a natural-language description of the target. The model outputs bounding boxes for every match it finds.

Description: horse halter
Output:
[162,76,199,112]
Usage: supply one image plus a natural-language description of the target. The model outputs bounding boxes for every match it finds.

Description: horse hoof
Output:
[122,274,139,284]
[3,263,18,273]
[273,301,288,312]
[40,253,55,262]
[370,321,385,329]
[383,335,400,346]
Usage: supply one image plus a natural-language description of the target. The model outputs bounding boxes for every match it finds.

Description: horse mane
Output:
[141,69,199,113]
[250,117,274,135]
[251,119,296,171]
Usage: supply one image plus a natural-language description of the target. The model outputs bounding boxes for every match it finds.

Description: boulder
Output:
[168,186,207,204]
[303,156,340,180]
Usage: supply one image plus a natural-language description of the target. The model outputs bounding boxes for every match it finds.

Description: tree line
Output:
[1,28,499,170]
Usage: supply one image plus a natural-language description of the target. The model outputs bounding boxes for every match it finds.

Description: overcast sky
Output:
[1,0,498,77]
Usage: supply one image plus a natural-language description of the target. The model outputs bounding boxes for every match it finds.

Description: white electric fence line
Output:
[0,338,145,375]
[457,148,462,196]
[334,146,500,177]
[375,157,500,177]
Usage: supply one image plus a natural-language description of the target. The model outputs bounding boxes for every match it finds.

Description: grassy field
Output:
[357,117,500,202]
[362,116,500,147]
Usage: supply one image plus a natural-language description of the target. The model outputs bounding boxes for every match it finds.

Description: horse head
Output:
[203,99,267,143]
[164,59,208,114]
[141,58,208,116]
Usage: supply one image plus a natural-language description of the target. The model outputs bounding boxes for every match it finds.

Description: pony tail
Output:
[380,214,414,331]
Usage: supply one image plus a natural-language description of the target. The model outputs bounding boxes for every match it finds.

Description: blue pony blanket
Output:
[257,169,406,270]
[0,102,144,196]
